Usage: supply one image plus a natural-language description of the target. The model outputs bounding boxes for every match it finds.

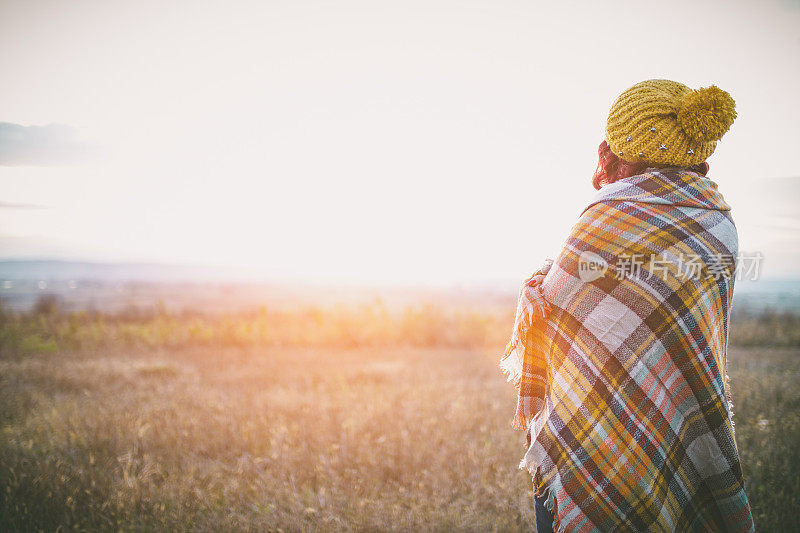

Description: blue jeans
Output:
[535,494,555,533]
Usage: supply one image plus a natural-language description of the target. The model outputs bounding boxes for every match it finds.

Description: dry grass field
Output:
[1,303,799,531]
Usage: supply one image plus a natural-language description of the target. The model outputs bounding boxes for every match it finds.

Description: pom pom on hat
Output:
[677,86,737,143]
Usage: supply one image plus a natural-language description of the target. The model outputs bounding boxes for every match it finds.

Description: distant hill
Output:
[0,259,518,314]
[0,259,252,283]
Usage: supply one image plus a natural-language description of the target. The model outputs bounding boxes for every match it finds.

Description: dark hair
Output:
[591,140,709,190]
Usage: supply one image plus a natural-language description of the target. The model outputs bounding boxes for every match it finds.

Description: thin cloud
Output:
[0,201,48,209]
[0,122,98,166]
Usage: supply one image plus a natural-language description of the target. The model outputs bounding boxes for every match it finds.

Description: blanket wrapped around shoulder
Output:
[501,168,754,532]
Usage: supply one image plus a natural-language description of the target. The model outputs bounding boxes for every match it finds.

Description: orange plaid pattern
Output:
[502,168,753,532]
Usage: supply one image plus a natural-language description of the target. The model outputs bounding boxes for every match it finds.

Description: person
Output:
[501,79,754,532]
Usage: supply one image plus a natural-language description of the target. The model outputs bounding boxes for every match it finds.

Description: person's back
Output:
[502,80,754,532]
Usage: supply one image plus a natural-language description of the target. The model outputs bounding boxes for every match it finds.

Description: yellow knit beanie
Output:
[605,79,737,167]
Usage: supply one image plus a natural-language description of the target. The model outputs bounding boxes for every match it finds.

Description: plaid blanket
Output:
[501,168,754,532]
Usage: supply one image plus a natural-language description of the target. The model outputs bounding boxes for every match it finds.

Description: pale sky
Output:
[1,0,799,284]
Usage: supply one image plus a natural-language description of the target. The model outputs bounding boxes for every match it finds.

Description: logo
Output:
[578,251,608,282]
